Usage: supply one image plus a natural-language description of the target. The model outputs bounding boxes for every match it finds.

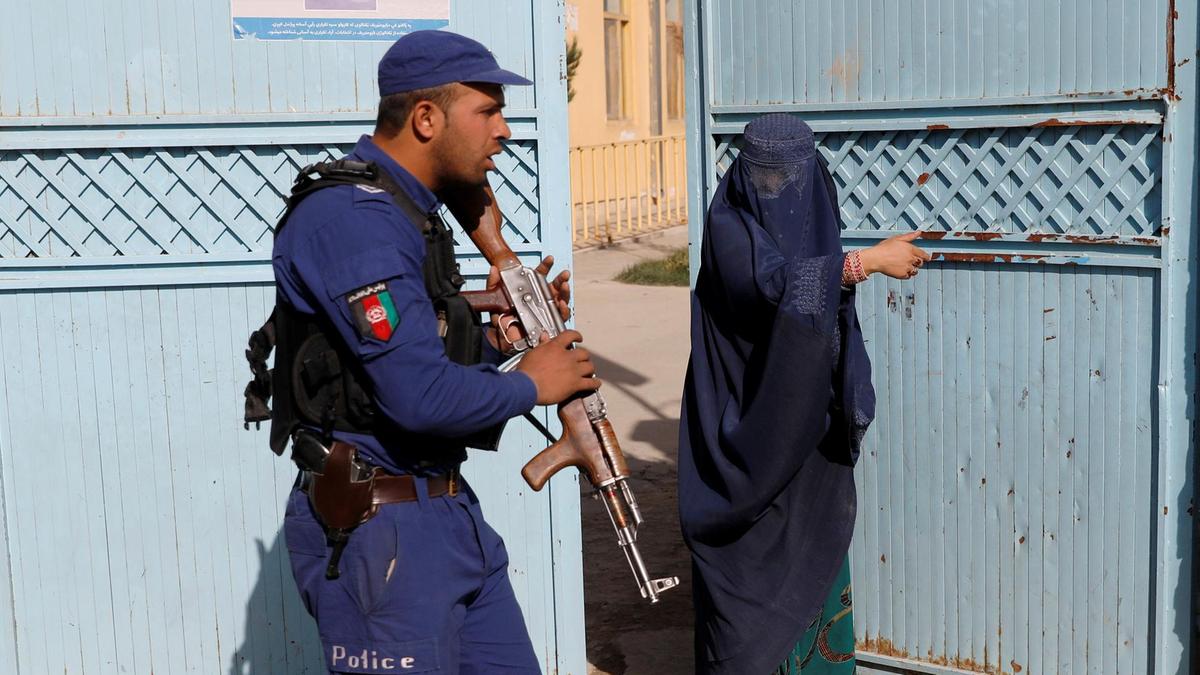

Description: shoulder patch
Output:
[355,184,386,194]
[348,282,399,341]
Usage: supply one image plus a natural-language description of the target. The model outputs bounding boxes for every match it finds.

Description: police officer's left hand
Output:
[534,255,572,321]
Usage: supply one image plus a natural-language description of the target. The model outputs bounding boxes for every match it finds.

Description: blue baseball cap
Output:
[378,30,533,96]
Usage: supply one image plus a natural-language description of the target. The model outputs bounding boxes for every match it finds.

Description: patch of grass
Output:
[613,247,690,286]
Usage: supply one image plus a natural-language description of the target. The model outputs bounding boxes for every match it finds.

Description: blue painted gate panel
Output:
[687,1,1198,673]
[0,1,583,674]
[0,0,538,116]
[702,0,1168,107]
[854,265,1156,674]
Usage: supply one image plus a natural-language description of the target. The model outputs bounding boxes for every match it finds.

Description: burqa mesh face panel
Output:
[740,113,815,200]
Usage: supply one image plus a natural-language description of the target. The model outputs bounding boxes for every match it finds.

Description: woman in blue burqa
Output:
[679,113,929,674]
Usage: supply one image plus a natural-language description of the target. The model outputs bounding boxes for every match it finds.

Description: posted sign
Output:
[232,0,449,41]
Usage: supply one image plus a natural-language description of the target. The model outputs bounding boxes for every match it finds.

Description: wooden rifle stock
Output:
[445,185,615,492]
[458,287,510,314]
[520,396,616,490]
[444,185,520,269]
[448,185,679,603]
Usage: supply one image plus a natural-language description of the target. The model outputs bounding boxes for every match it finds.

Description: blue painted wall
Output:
[0,1,584,673]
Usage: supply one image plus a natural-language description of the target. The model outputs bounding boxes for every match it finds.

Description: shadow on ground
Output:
[582,351,693,675]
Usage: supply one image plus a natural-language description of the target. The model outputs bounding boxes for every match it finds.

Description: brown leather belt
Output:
[292,432,456,506]
[299,440,461,581]
[302,466,460,504]
[297,439,460,510]
[364,469,459,505]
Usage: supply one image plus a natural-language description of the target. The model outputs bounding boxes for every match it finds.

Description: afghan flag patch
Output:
[348,282,399,341]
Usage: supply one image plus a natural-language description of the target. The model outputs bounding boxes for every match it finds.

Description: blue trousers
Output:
[284,477,541,674]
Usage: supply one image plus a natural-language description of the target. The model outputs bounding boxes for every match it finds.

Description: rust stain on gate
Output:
[914,232,1161,246]
[1032,117,1151,127]
[1166,0,1180,101]
[858,636,1015,674]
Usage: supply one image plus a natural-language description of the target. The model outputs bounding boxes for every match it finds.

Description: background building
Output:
[565,0,688,247]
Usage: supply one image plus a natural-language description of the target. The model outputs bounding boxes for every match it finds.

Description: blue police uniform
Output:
[272,30,543,675]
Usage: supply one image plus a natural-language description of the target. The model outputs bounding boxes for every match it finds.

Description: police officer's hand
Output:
[516,330,602,405]
[534,255,571,322]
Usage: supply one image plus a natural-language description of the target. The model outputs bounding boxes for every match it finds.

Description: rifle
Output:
[449,186,679,603]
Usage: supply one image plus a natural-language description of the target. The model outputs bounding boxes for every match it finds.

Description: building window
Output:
[665,0,684,120]
[604,0,629,120]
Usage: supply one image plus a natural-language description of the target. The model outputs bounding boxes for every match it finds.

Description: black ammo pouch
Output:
[242,159,506,458]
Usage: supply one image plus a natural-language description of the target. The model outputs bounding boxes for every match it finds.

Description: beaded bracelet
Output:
[842,250,868,286]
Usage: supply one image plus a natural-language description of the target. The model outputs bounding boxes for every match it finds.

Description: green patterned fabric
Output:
[774,560,855,674]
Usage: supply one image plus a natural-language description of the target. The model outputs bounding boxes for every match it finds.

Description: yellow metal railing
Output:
[569,135,688,247]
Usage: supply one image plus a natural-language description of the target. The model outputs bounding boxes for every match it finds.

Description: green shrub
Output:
[614,247,690,286]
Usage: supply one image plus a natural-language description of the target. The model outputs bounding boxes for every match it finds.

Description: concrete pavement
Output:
[569,226,695,675]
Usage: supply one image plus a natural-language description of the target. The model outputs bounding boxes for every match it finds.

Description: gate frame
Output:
[682,2,1199,673]
[0,1,584,672]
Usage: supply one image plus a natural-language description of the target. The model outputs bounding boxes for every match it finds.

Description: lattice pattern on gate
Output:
[0,141,540,258]
[714,125,1161,238]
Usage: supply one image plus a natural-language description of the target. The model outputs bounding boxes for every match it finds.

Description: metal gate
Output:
[0,1,583,673]
[685,2,1198,673]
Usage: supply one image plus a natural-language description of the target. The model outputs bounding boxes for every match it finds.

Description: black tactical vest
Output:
[243,160,491,456]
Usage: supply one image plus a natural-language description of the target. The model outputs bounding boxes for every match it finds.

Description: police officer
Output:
[271,30,599,674]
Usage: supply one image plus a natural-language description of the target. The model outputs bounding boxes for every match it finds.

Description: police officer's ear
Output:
[410,100,446,142]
